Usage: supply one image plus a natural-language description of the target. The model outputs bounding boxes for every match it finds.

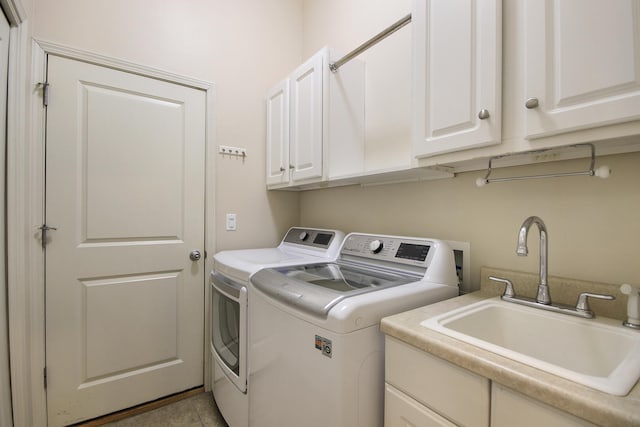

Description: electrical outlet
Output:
[226,213,237,231]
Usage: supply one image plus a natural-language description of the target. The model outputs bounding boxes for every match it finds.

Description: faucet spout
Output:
[516,216,550,304]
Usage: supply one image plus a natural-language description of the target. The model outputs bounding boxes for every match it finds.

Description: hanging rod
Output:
[329,14,412,73]
[476,143,611,187]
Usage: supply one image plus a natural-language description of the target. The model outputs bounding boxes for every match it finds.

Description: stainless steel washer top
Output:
[251,232,461,318]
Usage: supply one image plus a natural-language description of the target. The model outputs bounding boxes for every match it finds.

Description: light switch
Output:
[226,213,237,231]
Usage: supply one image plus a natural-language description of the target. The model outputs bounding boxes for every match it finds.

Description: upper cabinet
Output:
[266,47,365,190]
[524,0,640,139]
[412,0,502,158]
[289,52,324,183]
[268,1,640,190]
[266,79,290,186]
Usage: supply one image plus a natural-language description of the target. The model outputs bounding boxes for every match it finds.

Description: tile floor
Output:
[103,392,228,427]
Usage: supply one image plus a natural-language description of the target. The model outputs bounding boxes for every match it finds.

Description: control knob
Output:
[369,239,384,254]
[299,231,309,241]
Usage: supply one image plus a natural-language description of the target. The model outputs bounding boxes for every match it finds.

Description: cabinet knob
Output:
[525,97,540,109]
[289,164,295,169]
[478,109,490,120]
[279,167,286,172]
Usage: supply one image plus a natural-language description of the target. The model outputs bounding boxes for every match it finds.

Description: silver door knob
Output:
[525,97,540,109]
[478,109,490,120]
[189,250,201,261]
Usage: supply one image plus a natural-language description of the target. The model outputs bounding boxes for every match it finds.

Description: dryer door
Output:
[211,273,247,393]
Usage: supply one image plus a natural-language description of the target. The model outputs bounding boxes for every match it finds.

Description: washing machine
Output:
[248,232,466,427]
[210,227,345,427]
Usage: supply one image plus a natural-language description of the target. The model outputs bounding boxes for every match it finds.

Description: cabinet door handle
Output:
[289,164,295,169]
[478,109,490,120]
[279,167,286,172]
[525,97,540,109]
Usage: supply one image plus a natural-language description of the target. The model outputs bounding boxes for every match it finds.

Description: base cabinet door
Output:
[385,337,490,427]
[491,383,598,427]
[385,383,456,427]
[524,0,640,138]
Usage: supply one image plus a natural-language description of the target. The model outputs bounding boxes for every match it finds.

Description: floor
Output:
[101,392,228,427]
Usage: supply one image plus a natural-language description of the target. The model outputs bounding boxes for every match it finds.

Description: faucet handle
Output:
[489,276,516,298]
[620,284,640,328]
[575,292,615,316]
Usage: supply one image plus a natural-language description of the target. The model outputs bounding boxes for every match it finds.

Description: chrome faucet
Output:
[516,216,550,304]
[489,215,615,319]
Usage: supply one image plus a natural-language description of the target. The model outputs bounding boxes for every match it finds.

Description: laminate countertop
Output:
[380,268,640,427]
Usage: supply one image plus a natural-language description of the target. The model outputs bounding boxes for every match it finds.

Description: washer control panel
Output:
[340,233,432,268]
[282,227,337,248]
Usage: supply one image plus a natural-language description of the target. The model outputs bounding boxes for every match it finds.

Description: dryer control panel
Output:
[282,227,338,249]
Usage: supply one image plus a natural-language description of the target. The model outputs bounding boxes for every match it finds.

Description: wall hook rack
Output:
[475,143,611,187]
[219,145,247,159]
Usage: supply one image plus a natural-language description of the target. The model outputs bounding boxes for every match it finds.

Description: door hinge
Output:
[43,367,47,389]
[38,224,57,249]
[37,82,49,107]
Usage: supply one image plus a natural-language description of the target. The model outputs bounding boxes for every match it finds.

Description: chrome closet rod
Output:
[329,13,412,72]
[476,143,611,187]
[483,170,597,184]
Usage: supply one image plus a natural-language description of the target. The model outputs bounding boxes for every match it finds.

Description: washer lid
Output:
[251,262,420,318]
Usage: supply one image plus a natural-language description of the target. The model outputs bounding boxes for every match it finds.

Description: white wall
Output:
[300,0,640,292]
[301,152,640,292]
[30,0,640,292]
[32,0,304,250]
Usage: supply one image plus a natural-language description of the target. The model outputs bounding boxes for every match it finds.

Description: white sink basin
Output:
[421,297,640,396]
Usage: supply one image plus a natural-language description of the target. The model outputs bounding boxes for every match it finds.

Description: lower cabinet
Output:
[385,383,456,427]
[385,337,490,427]
[491,383,597,427]
[385,337,596,427]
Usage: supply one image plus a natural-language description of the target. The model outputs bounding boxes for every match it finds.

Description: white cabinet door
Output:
[385,384,457,427]
[524,0,640,139]
[289,51,324,182]
[413,0,502,158]
[266,79,290,186]
[491,383,598,427]
[385,337,490,427]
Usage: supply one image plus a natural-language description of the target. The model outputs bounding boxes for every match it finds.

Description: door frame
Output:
[9,39,216,426]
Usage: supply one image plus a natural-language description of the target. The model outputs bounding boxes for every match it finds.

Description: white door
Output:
[44,55,206,426]
[289,51,324,183]
[265,79,290,187]
[0,9,12,427]
[524,0,640,139]
[412,0,502,157]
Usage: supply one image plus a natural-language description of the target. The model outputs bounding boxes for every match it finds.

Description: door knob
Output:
[189,250,202,261]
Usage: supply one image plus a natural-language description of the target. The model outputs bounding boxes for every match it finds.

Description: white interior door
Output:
[44,55,206,426]
[0,9,12,427]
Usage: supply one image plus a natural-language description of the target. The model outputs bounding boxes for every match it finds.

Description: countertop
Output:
[380,268,640,427]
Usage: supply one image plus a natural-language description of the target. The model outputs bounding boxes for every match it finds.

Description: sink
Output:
[421,297,640,396]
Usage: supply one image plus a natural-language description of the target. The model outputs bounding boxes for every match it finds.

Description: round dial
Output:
[369,239,384,254]
[298,231,309,241]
